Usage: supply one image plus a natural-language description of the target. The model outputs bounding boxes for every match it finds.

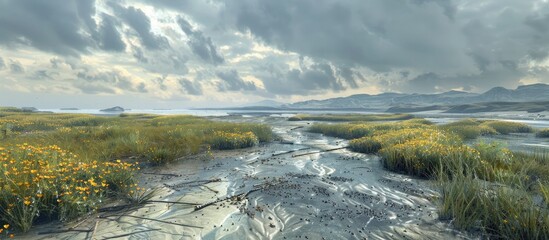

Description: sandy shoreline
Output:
[20,116,475,240]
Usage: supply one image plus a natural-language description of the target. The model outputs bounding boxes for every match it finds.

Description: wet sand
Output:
[21,116,472,240]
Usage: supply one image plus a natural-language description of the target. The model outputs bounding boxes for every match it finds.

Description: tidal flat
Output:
[2,110,548,239]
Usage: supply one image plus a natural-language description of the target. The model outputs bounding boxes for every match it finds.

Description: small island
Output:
[21,107,38,112]
[100,106,125,112]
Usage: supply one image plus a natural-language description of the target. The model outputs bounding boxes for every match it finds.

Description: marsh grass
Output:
[310,119,432,140]
[481,120,533,134]
[0,108,274,232]
[309,118,549,238]
[536,128,549,138]
[439,175,549,240]
[288,113,414,122]
[0,112,273,166]
[209,131,259,150]
[440,119,531,140]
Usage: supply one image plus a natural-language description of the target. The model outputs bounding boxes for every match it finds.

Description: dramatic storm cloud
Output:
[1,0,549,108]
[177,17,225,65]
[216,70,256,92]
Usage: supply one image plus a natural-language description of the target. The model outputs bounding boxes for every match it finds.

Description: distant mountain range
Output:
[241,100,286,108]
[283,83,549,112]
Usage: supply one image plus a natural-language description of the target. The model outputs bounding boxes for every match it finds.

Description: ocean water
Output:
[39,108,381,117]
[40,108,232,116]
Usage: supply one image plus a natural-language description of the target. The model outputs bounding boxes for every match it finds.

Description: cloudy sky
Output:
[1,0,549,108]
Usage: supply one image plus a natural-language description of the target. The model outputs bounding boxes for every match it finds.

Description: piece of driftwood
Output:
[163,178,221,189]
[194,188,261,212]
[97,204,135,213]
[271,147,310,157]
[290,126,304,131]
[90,221,99,240]
[202,185,220,194]
[101,215,203,229]
[102,228,161,240]
[145,200,200,205]
[68,215,92,230]
[291,146,347,158]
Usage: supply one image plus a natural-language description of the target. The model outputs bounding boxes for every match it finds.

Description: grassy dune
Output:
[288,113,414,122]
[0,109,273,233]
[310,119,549,239]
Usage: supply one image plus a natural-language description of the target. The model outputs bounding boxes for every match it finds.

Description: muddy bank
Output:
[21,117,470,240]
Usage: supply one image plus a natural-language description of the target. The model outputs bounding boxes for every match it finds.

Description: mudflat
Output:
[23,116,469,240]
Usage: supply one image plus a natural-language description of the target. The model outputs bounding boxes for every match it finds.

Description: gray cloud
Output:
[76,68,145,93]
[178,78,203,95]
[137,82,147,93]
[219,0,549,93]
[395,61,525,94]
[401,72,440,93]
[99,14,126,52]
[140,0,222,27]
[523,10,549,61]
[3,0,549,107]
[0,0,97,56]
[133,49,189,76]
[50,57,77,70]
[33,70,56,80]
[337,66,363,88]
[222,0,474,74]
[154,75,168,91]
[216,70,256,91]
[256,59,350,95]
[9,60,24,74]
[132,47,148,63]
[177,17,224,65]
[73,82,116,94]
[110,3,169,50]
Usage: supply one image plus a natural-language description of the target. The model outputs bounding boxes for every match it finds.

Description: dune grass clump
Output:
[381,139,480,178]
[348,137,381,154]
[439,175,549,240]
[309,123,374,139]
[210,131,259,150]
[480,120,533,134]
[439,119,493,140]
[310,119,432,140]
[440,119,532,140]
[0,144,139,232]
[440,124,497,140]
[536,128,549,138]
[288,113,414,122]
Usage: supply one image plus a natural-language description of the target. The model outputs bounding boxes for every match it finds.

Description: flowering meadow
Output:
[0,107,273,233]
